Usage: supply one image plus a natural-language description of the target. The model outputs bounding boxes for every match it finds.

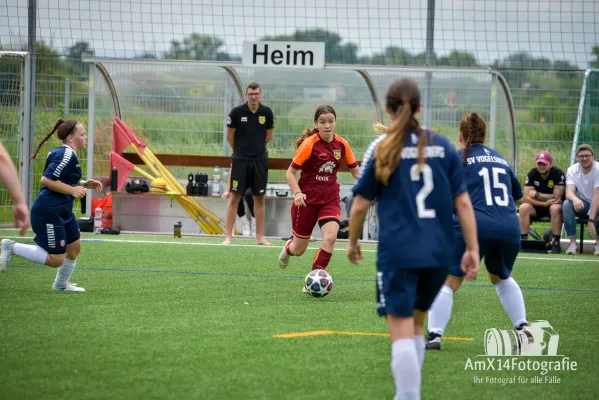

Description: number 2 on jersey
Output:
[479,167,509,206]
[410,164,436,219]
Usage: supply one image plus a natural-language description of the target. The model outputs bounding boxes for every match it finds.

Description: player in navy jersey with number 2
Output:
[426,112,530,351]
[347,79,479,400]
[0,119,102,292]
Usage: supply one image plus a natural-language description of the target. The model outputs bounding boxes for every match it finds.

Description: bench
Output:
[120,154,359,171]
[528,215,589,253]
[574,216,590,253]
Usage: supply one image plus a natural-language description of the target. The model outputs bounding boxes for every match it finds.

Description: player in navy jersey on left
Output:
[347,78,479,400]
[0,119,102,292]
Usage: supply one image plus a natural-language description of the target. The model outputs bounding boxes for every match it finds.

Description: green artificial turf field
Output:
[0,231,597,399]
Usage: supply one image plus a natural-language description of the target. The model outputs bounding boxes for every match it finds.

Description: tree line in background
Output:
[0,28,598,131]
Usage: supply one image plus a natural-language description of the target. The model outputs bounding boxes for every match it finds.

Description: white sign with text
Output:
[242,41,325,69]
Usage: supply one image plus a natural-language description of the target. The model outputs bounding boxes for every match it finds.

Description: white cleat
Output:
[278,239,292,269]
[0,239,15,272]
[302,285,309,294]
[565,243,578,255]
[594,245,599,256]
[52,283,85,292]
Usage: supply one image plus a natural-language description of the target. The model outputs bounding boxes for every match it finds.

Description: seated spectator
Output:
[519,151,565,253]
[563,144,599,255]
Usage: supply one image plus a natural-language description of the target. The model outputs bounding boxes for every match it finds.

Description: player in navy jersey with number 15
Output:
[1,119,102,292]
[426,112,530,351]
[347,79,480,400]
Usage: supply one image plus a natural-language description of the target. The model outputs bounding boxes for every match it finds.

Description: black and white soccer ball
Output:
[304,269,333,297]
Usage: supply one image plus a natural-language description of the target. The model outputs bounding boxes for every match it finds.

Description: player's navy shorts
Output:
[31,206,80,254]
[375,267,449,317]
[291,201,340,239]
[450,236,520,280]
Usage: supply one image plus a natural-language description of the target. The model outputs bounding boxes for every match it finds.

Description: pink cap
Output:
[536,151,553,165]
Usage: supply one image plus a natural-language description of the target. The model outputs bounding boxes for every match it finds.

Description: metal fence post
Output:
[423,0,435,129]
[85,64,96,218]
[20,53,32,208]
[223,79,230,156]
[489,73,498,149]
[26,0,36,207]
[64,78,70,118]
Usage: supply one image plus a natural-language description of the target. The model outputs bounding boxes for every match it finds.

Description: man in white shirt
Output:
[563,144,599,255]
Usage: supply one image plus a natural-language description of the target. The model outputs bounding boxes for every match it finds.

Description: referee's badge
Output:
[334,150,341,160]
[258,116,266,124]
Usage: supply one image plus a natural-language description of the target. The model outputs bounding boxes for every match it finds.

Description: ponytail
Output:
[295,126,318,149]
[460,112,486,164]
[31,118,80,160]
[375,103,424,184]
[32,118,64,160]
[373,122,388,135]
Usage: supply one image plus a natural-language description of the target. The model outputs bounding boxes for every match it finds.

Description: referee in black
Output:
[223,82,274,246]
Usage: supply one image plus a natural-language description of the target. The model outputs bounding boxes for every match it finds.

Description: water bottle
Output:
[110,167,118,192]
[369,215,378,240]
[94,207,103,234]
[174,221,182,238]
[222,168,229,193]
[212,165,221,196]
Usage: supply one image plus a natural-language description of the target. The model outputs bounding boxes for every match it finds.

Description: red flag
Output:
[112,120,132,154]
[115,117,147,154]
[109,151,135,191]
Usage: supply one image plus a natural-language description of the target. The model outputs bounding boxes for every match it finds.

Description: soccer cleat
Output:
[278,239,292,269]
[594,245,599,256]
[302,285,309,294]
[550,240,561,254]
[52,283,85,292]
[565,243,578,255]
[425,332,442,350]
[516,322,533,340]
[0,239,15,272]
[515,323,534,354]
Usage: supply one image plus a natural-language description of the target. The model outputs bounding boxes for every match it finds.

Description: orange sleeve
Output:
[291,136,316,167]
[339,136,358,168]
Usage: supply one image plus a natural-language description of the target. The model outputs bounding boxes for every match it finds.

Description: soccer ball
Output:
[304,269,333,297]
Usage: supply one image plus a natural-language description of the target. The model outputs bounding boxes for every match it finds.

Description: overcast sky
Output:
[1,0,597,68]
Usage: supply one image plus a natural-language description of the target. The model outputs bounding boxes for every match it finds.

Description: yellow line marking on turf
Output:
[273,330,474,341]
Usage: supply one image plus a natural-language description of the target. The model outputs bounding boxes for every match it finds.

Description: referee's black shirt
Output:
[227,102,274,159]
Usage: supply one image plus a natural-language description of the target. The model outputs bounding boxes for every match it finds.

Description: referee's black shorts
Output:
[230,158,268,196]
